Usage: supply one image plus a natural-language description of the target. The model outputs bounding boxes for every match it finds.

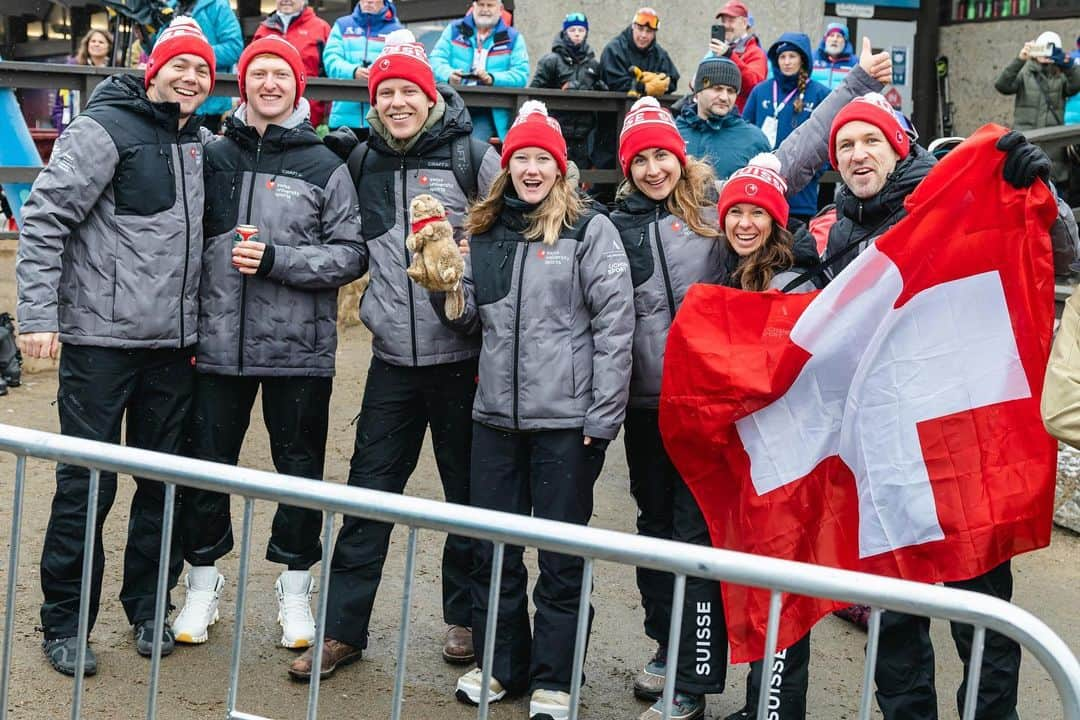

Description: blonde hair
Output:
[75,29,113,66]
[467,170,587,246]
[617,156,721,239]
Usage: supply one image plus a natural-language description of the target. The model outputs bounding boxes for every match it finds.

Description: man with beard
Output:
[430,0,529,142]
[811,22,857,92]
[17,17,213,675]
[530,12,607,171]
[676,56,770,180]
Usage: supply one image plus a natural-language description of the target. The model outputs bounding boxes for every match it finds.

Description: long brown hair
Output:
[75,29,113,66]
[617,156,721,239]
[727,224,796,291]
[467,170,587,246]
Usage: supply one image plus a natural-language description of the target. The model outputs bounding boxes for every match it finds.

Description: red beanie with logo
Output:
[368,29,439,105]
[829,92,911,168]
[145,17,216,91]
[237,35,307,107]
[718,153,790,228]
[501,100,569,175]
[618,97,687,175]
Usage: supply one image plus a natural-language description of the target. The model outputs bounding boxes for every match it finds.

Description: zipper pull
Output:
[638,228,646,247]
[499,243,512,269]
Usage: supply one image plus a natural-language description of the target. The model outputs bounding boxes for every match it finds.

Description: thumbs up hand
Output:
[858,37,893,85]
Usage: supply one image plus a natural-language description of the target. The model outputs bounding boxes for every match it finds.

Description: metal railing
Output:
[1,423,1078,720]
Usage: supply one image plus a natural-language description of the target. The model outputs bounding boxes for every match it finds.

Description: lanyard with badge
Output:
[761,80,799,149]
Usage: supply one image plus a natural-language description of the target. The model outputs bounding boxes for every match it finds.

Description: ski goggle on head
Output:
[633,8,659,29]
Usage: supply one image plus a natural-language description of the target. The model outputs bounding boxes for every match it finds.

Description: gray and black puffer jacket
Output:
[350,85,501,367]
[198,101,367,377]
[436,198,635,440]
[610,192,726,408]
[17,73,205,348]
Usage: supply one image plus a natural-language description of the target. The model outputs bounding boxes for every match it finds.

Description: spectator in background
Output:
[51,28,113,133]
[708,0,765,112]
[600,7,679,98]
[531,12,607,172]
[811,22,857,92]
[430,0,529,143]
[253,0,332,129]
[163,0,243,133]
[323,0,402,132]
[676,56,770,181]
[995,31,1080,186]
[1066,35,1080,125]
[744,33,830,225]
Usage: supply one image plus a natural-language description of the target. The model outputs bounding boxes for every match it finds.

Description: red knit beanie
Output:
[237,35,306,107]
[501,100,569,175]
[718,153,790,228]
[368,29,439,105]
[829,92,911,168]
[145,17,216,91]
[618,97,687,175]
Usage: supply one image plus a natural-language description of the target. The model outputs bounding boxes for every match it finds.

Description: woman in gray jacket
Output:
[426,100,634,720]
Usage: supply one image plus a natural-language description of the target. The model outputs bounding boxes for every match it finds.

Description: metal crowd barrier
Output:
[1,423,1078,720]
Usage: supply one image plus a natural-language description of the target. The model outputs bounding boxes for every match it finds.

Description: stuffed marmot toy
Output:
[405,193,466,320]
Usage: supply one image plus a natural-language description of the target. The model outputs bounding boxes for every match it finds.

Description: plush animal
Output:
[405,193,466,320]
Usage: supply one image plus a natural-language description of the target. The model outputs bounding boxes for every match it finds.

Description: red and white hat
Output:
[501,100,568,175]
[829,92,911,168]
[368,29,438,104]
[237,35,306,107]
[718,153,790,228]
[145,16,216,91]
[618,96,686,175]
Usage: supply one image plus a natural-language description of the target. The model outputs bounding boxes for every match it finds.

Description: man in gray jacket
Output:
[16,18,215,676]
[170,36,367,652]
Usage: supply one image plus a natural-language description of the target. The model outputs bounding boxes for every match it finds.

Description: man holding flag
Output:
[660,95,1078,720]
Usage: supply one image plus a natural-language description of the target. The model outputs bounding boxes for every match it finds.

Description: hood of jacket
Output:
[552,32,595,63]
[615,24,661,61]
[367,84,469,156]
[837,144,936,229]
[351,0,399,30]
[679,97,743,130]
[225,98,320,151]
[768,32,813,90]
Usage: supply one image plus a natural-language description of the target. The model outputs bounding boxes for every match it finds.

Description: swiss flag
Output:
[658,125,1060,664]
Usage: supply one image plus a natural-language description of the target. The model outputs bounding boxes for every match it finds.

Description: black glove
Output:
[996,131,1050,189]
[323,126,359,161]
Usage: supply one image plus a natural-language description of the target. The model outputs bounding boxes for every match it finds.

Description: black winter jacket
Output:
[599,26,680,95]
[531,33,607,141]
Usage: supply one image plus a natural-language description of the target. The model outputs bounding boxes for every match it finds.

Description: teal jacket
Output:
[429,15,529,140]
[323,1,403,129]
[676,101,771,180]
[163,0,243,118]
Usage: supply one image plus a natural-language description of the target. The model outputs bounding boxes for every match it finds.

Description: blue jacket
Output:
[163,0,243,117]
[811,28,857,91]
[744,33,831,217]
[323,1,403,129]
[429,15,529,140]
[675,101,771,181]
[1069,45,1080,125]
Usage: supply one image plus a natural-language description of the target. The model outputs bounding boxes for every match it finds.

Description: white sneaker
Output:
[173,566,224,644]
[530,688,571,720]
[455,667,506,705]
[276,570,316,649]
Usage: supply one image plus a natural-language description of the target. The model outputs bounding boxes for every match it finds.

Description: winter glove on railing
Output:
[641,72,670,97]
[997,131,1050,189]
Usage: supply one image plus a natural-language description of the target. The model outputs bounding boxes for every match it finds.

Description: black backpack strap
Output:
[451,134,488,201]
[346,141,371,188]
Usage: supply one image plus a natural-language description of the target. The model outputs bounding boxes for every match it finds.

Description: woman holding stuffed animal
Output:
[418,99,634,720]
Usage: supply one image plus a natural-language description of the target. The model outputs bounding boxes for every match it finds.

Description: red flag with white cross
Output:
[658,125,1060,664]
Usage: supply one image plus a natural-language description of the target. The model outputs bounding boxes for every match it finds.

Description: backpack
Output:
[347,133,490,203]
[0,313,22,388]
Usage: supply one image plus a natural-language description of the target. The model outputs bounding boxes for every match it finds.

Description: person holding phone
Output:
[707,0,765,111]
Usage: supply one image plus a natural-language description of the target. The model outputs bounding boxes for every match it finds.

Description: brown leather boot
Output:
[287,638,361,681]
[442,625,474,664]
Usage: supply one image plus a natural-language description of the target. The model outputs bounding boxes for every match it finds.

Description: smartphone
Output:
[460,71,483,82]
[711,24,726,42]
[1028,43,1051,58]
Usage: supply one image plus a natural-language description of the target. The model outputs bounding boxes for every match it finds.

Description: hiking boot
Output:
[42,636,97,676]
[173,566,224,644]
[442,625,474,664]
[288,638,361,681]
[276,570,316,649]
[633,645,667,700]
[530,688,571,720]
[134,620,175,658]
[455,667,507,705]
[639,692,705,720]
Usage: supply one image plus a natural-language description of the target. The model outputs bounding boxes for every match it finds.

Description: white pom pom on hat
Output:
[517,99,551,119]
[385,28,419,46]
